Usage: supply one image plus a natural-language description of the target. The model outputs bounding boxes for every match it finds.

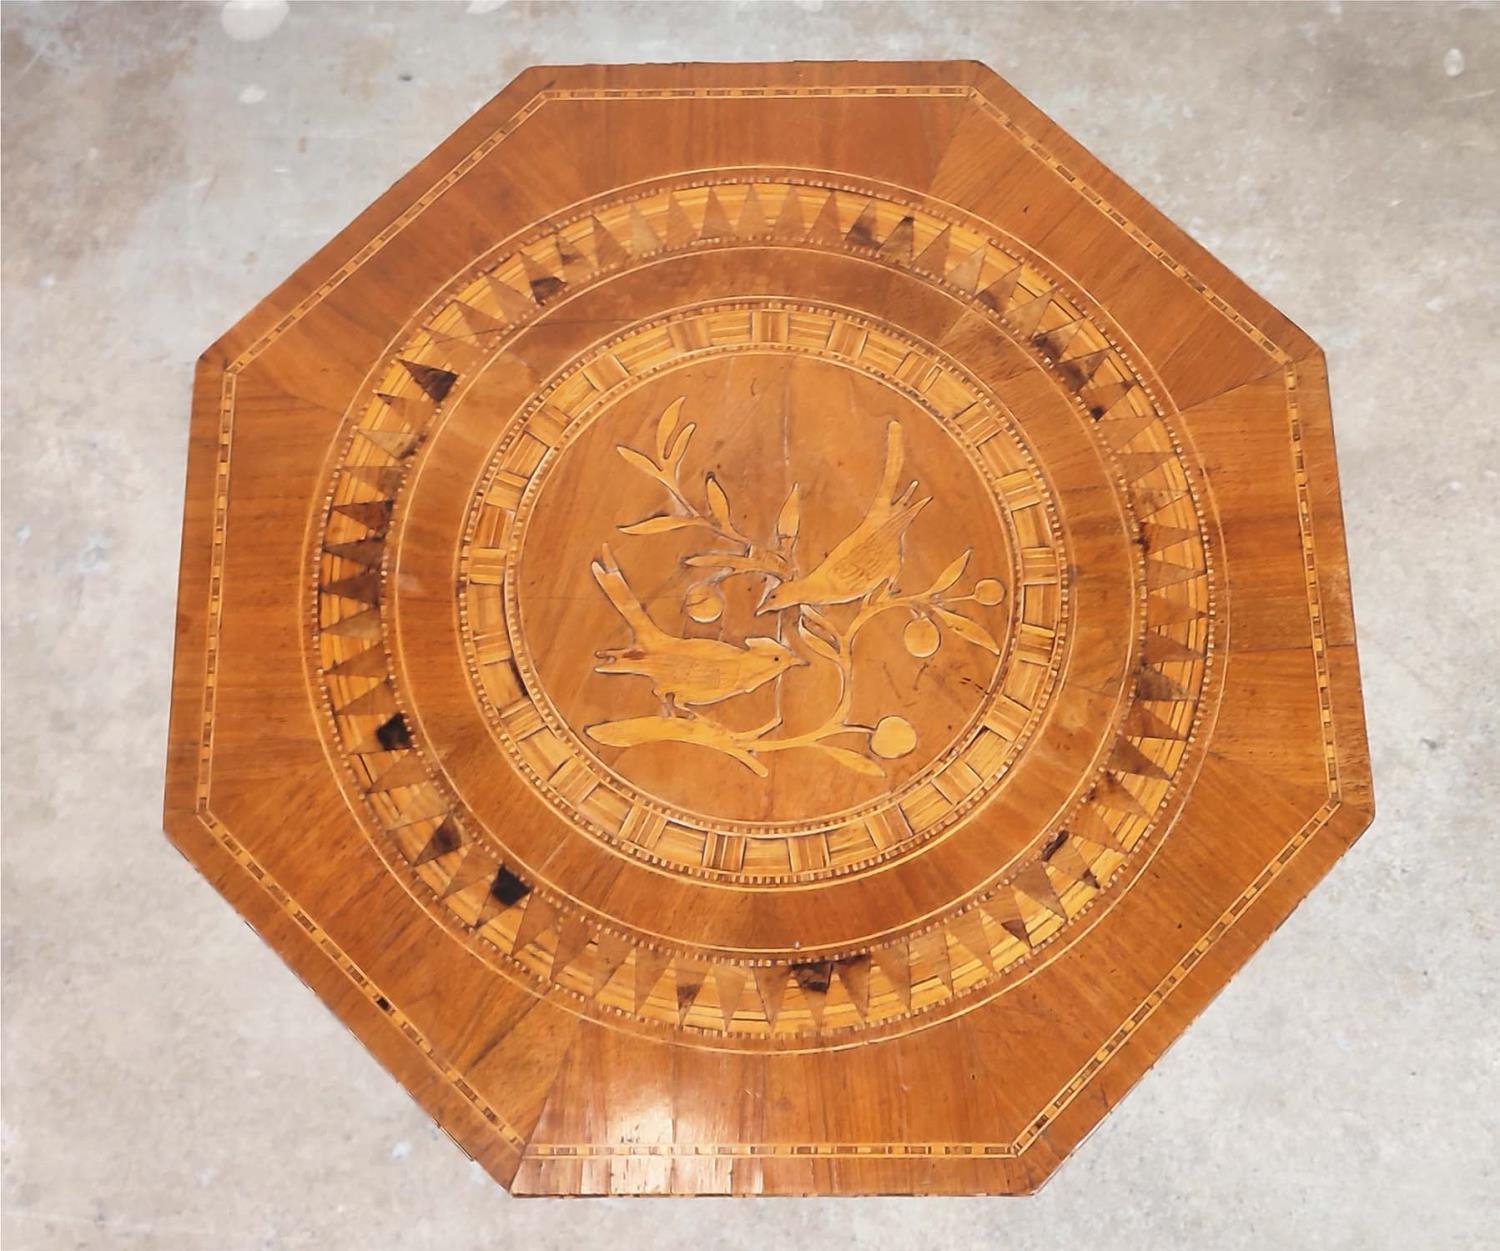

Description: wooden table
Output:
[165,61,1373,1195]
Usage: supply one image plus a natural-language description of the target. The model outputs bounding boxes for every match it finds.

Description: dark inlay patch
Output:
[790,960,833,995]
[528,272,566,304]
[397,359,458,403]
[375,713,412,751]
[489,865,531,907]
[414,817,462,865]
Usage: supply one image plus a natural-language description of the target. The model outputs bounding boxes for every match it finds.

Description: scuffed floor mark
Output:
[0,23,192,286]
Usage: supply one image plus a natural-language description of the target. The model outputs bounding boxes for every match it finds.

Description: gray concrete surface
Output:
[3,2,1497,1247]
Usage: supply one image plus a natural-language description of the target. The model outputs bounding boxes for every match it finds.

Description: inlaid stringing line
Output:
[1284,364,1340,797]
[195,369,236,812]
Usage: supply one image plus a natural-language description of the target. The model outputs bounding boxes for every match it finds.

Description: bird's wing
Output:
[838,495,932,577]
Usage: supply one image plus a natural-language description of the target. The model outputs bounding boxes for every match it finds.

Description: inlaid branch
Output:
[590,400,1007,776]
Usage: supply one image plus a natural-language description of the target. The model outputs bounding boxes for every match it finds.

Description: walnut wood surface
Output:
[164,60,1373,1196]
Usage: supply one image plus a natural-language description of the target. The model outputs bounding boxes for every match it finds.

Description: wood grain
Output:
[164,60,1372,1195]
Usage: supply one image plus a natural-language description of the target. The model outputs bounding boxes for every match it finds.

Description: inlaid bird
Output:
[758,421,930,613]
[590,544,804,708]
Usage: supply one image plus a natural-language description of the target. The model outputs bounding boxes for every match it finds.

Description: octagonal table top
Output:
[165,60,1372,1196]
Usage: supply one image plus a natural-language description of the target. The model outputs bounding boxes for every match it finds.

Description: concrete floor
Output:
[3,1,1497,1246]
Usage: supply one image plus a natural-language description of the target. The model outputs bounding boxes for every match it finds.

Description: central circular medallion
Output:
[514,352,1013,828]
[458,301,1069,884]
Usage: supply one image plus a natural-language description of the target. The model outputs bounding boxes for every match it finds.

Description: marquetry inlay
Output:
[168,63,1372,1196]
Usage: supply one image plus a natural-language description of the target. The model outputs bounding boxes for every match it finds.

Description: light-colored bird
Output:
[591,544,804,707]
[759,421,929,613]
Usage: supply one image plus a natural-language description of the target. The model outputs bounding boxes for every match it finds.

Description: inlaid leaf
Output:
[618,514,703,535]
[796,618,841,664]
[655,396,686,461]
[617,445,661,478]
[685,552,775,574]
[776,485,801,540]
[817,745,886,777]
[666,422,696,465]
[801,605,835,634]
[705,474,733,529]
[927,548,972,596]
[935,607,1000,654]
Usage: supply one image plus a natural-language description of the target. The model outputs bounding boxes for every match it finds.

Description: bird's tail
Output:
[878,421,906,503]
[590,543,657,640]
